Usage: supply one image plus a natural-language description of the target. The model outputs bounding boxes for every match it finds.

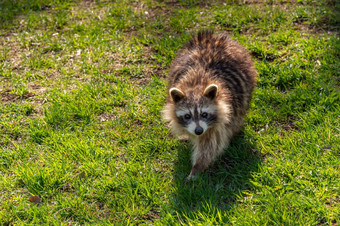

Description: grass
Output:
[0,0,339,224]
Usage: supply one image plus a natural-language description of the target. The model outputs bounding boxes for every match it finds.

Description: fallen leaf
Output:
[28,195,41,204]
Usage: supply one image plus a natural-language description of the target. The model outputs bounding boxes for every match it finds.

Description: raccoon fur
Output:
[162,31,257,180]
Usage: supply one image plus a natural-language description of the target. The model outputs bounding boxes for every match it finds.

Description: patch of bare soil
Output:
[98,112,117,122]
[0,89,35,102]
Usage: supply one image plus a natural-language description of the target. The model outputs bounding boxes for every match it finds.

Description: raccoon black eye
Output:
[184,114,191,120]
[201,112,208,118]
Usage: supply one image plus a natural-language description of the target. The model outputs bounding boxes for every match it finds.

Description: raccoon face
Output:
[170,84,218,136]
[175,105,218,136]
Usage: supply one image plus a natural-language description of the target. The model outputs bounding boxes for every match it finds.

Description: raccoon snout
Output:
[195,126,204,135]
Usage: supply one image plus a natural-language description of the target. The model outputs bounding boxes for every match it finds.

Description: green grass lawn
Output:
[0,0,339,224]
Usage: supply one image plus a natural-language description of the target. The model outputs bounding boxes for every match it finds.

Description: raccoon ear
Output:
[169,88,185,103]
[204,84,218,100]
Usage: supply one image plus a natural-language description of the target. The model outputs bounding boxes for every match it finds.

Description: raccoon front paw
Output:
[184,166,200,182]
[184,173,197,183]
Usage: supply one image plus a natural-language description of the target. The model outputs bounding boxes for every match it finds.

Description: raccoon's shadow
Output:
[171,132,261,218]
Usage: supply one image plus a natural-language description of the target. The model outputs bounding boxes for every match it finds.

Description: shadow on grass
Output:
[0,0,56,29]
[171,132,261,221]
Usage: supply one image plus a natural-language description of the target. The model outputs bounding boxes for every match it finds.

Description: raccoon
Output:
[162,31,257,180]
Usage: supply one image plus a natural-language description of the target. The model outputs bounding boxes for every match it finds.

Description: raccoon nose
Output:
[195,126,203,135]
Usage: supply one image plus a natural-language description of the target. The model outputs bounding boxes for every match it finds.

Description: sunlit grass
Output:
[0,0,339,224]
